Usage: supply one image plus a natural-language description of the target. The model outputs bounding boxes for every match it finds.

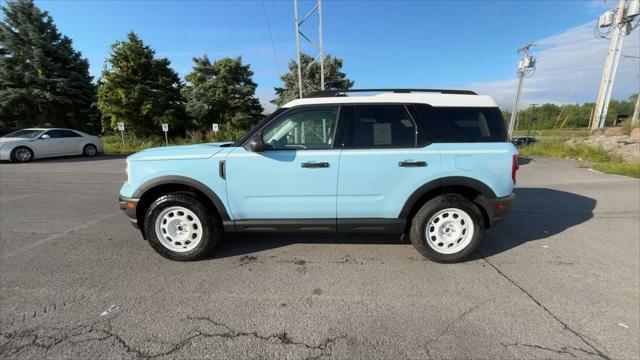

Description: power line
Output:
[261,0,282,76]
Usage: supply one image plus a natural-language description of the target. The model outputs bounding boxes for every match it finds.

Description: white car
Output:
[0,128,103,162]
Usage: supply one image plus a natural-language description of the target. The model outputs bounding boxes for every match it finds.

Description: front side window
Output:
[43,130,64,138]
[262,106,338,150]
[342,105,417,148]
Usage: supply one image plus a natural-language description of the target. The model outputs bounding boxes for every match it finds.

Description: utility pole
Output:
[507,42,537,138]
[632,93,640,126]
[591,0,639,130]
[293,0,325,99]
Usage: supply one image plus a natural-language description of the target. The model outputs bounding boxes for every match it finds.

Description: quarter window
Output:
[417,105,507,142]
[262,106,338,150]
[342,105,417,148]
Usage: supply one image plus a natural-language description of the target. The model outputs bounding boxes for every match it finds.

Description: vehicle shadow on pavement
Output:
[29,154,128,163]
[212,187,596,261]
[475,187,596,258]
[211,233,404,260]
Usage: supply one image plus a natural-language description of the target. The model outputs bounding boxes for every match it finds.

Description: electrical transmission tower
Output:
[591,0,640,130]
[507,42,537,138]
[294,0,324,99]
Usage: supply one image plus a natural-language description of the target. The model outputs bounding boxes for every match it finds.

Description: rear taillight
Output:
[512,155,519,183]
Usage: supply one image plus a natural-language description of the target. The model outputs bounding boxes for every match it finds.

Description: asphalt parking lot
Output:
[0,155,638,359]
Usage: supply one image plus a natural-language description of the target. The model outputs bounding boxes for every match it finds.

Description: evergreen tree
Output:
[97,32,186,136]
[272,54,354,107]
[0,0,98,132]
[183,56,263,130]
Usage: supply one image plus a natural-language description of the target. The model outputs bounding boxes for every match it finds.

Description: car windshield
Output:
[4,129,43,139]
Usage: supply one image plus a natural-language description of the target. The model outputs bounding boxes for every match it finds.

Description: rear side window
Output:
[416,105,507,142]
[342,105,417,148]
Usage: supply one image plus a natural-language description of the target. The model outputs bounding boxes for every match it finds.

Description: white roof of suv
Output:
[284,92,497,108]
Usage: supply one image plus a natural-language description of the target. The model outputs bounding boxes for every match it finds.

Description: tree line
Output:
[0,0,352,136]
[502,95,638,130]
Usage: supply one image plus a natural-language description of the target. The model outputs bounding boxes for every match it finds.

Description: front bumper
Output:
[475,192,516,226]
[119,196,139,229]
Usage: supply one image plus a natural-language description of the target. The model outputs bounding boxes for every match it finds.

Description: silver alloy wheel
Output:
[15,148,32,162]
[425,208,475,255]
[154,206,203,252]
[85,145,97,156]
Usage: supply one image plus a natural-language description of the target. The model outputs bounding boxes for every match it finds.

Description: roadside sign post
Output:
[212,123,219,134]
[162,123,169,146]
[117,122,125,147]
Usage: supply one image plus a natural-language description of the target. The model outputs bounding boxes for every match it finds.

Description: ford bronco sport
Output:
[119,89,517,263]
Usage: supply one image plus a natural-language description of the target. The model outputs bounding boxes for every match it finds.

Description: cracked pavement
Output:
[1,156,638,359]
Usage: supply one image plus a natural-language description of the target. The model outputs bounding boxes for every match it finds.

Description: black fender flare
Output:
[132,175,230,221]
[399,176,496,219]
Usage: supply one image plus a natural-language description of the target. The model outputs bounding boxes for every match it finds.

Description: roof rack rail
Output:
[305,88,477,98]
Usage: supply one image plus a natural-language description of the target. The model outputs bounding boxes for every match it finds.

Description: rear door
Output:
[337,104,442,220]
[56,129,84,154]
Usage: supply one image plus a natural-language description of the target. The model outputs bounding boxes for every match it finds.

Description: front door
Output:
[226,106,341,220]
[33,130,66,157]
[337,104,442,219]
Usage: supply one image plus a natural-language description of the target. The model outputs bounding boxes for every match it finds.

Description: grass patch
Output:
[519,140,639,178]
[591,162,640,178]
[518,140,619,162]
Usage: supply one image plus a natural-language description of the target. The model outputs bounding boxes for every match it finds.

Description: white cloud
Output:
[467,21,640,110]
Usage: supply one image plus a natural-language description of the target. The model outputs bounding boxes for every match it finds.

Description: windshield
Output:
[3,129,44,139]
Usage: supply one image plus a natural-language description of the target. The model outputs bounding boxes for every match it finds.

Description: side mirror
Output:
[245,134,264,152]
[40,134,50,140]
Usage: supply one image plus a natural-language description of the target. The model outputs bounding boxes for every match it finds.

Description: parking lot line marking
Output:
[0,194,38,202]
[2,211,121,258]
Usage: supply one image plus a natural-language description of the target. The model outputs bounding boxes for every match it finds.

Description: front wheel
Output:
[10,146,33,162]
[83,144,98,157]
[409,193,484,263]
[143,192,221,261]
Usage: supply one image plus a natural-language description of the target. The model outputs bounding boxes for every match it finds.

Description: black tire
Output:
[10,146,34,163]
[409,193,485,263]
[143,191,221,261]
[83,144,98,157]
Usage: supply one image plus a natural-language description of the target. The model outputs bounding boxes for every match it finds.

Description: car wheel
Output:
[83,144,98,157]
[10,146,34,163]
[409,193,484,263]
[143,191,221,261]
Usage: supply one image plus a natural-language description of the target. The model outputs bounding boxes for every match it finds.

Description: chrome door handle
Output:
[398,160,427,167]
[301,161,330,168]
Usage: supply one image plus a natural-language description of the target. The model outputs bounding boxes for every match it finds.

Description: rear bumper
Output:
[476,192,515,226]
[119,196,139,229]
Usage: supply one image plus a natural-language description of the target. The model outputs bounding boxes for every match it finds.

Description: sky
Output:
[20,0,640,112]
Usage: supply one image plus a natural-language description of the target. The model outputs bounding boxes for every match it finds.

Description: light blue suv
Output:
[119,89,518,263]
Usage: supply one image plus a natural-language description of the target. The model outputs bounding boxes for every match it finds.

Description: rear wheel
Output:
[83,144,97,157]
[10,146,33,162]
[409,193,484,263]
[143,192,221,261]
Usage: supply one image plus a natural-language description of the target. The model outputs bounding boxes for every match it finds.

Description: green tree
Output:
[97,32,186,136]
[0,0,99,132]
[272,53,354,107]
[183,55,263,130]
